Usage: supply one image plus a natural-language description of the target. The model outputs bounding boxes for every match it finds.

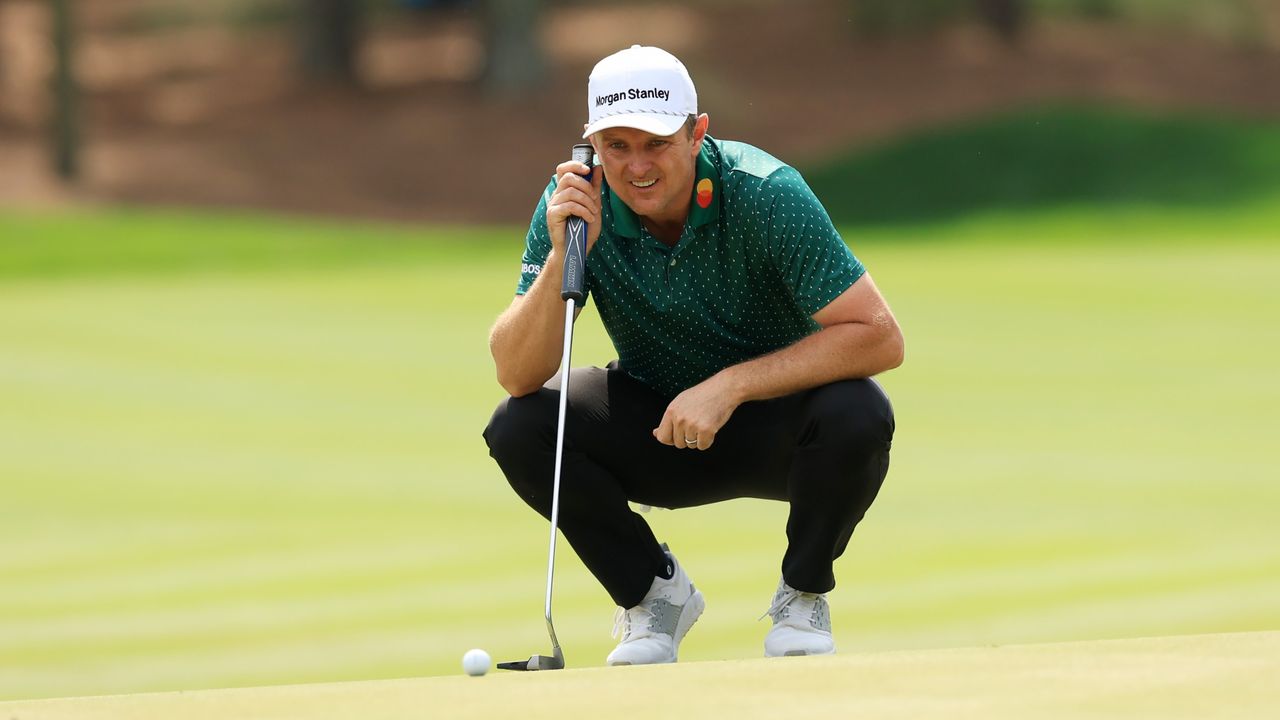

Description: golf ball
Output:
[462,648,490,676]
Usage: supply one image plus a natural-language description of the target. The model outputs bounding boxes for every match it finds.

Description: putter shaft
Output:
[499,299,574,672]
[500,147,590,673]
[544,298,575,664]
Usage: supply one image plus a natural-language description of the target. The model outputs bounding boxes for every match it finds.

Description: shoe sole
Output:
[610,590,706,666]
[766,633,836,658]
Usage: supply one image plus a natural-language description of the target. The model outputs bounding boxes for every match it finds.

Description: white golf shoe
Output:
[606,546,705,666]
[762,578,836,657]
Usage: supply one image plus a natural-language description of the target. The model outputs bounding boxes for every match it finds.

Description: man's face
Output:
[591,123,703,223]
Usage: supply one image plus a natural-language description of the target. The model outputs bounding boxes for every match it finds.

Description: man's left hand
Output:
[652,375,739,451]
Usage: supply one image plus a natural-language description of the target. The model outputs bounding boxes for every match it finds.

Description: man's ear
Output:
[691,114,710,155]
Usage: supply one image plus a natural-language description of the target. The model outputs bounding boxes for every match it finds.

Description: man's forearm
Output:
[489,250,572,396]
[715,321,903,405]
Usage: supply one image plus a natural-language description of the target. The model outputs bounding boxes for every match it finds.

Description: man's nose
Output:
[627,154,652,175]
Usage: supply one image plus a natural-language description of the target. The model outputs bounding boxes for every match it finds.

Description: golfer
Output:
[485,45,902,664]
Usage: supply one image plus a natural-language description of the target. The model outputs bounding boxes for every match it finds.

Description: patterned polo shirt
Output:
[516,136,865,398]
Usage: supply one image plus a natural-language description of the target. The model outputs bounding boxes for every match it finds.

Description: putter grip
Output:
[561,143,594,306]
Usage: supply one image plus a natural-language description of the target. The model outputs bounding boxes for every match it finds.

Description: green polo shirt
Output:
[516,136,865,398]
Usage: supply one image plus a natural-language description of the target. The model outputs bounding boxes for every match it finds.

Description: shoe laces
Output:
[759,586,823,624]
[612,605,655,641]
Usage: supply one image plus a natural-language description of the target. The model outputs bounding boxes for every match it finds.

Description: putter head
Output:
[497,650,565,671]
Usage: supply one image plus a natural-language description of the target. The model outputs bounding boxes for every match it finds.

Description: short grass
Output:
[805,105,1280,228]
[2,200,1277,701]
[4,105,1280,700]
[2,632,1276,720]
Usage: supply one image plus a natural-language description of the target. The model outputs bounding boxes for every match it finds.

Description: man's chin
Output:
[622,194,664,217]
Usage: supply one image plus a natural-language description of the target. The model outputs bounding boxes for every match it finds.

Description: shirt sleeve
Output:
[763,166,865,316]
[515,178,557,296]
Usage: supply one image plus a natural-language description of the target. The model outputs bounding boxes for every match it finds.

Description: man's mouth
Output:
[631,178,657,188]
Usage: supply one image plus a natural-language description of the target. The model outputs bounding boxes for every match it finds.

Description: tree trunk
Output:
[975,0,1027,45]
[299,0,362,84]
[51,0,78,179]
[479,0,545,96]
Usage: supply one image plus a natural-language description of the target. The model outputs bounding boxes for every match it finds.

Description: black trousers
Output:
[483,364,894,609]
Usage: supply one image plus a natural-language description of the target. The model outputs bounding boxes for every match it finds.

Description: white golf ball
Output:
[462,648,490,676]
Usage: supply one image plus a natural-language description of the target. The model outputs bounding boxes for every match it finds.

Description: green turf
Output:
[0,208,513,279]
[2,632,1276,719]
[803,105,1280,227]
[3,104,1280,699]
[2,201,1277,701]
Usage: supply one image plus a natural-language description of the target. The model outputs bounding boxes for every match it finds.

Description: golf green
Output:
[2,632,1275,719]
[1,208,1277,701]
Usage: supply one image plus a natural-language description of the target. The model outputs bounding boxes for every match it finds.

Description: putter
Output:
[498,143,594,672]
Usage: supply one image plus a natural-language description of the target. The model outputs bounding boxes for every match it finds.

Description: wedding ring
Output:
[684,437,698,445]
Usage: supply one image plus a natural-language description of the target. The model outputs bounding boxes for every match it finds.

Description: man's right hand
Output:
[489,157,602,397]
[546,158,604,255]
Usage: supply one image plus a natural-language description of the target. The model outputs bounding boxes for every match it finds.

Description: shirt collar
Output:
[607,137,720,239]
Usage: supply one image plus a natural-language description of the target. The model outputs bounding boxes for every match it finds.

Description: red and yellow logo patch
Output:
[696,178,714,209]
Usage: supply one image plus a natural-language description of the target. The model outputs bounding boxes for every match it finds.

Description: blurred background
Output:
[5,0,1278,220]
[2,0,1278,703]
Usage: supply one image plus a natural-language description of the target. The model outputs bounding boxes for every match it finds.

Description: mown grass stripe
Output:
[2,205,1276,700]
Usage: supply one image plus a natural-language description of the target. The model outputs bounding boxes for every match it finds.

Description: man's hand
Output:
[547,159,604,255]
[652,375,741,451]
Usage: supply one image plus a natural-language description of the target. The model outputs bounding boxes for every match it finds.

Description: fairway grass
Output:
[2,632,1276,720]
[2,207,1278,700]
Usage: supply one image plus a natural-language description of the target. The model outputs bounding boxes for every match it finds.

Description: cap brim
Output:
[582,113,687,139]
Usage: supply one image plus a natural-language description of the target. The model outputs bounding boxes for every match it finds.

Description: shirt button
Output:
[669,258,677,267]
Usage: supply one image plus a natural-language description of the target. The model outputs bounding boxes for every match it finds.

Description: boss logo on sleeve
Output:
[522,262,543,276]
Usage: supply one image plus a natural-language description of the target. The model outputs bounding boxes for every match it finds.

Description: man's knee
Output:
[803,378,895,450]
[483,389,557,467]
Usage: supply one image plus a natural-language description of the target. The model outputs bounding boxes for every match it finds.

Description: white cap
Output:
[583,45,697,139]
